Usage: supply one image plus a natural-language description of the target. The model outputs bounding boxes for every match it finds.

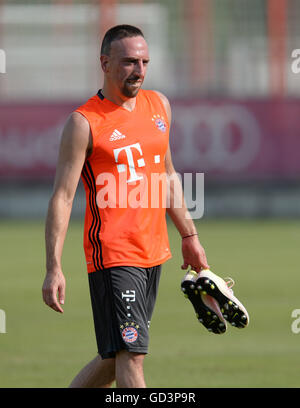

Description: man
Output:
[42,25,209,388]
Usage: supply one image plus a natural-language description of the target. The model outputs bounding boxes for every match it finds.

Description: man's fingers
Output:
[181,263,188,270]
[49,301,64,313]
[49,299,64,313]
[201,262,210,270]
[181,260,210,272]
[58,284,65,305]
[43,288,64,313]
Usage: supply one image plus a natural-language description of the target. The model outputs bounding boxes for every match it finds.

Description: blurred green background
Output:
[0,218,299,388]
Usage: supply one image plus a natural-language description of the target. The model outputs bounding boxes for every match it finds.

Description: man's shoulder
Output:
[141,89,170,110]
[75,93,99,113]
[143,89,171,123]
[141,88,168,101]
[69,111,90,128]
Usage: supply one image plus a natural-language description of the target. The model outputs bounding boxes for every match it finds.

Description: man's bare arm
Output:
[155,91,209,272]
[42,112,91,313]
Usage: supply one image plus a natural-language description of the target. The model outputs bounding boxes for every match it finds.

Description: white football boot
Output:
[181,270,227,334]
[195,269,249,328]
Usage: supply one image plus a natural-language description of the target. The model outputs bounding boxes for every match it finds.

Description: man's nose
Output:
[134,60,145,77]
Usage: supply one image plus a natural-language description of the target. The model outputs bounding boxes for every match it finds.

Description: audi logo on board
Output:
[172,104,261,172]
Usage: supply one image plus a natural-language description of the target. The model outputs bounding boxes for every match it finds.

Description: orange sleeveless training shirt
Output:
[75,89,172,273]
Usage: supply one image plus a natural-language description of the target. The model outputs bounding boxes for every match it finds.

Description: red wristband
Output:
[182,233,198,239]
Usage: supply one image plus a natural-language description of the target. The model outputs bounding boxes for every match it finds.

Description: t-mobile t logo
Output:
[121,290,136,302]
[113,143,145,183]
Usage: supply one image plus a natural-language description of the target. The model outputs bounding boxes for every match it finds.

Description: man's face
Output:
[102,36,150,98]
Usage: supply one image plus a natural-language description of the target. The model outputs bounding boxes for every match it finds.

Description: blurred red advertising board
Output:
[0,98,300,181]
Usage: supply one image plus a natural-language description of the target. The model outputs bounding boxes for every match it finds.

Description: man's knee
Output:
[116,350,146,367]
[115,350,146,387]
[100,356,116,379]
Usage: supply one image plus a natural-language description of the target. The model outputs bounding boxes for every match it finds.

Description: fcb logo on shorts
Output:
[152,114,167,133]
[122,326,138,343]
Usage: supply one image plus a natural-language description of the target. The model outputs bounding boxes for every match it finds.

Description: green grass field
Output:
[0,218,300,388]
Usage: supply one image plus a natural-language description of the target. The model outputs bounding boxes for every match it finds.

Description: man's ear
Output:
[100,55,110,73]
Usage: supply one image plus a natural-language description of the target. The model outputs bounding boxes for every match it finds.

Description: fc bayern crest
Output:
[122,326,138,343]
[152,114,167,133]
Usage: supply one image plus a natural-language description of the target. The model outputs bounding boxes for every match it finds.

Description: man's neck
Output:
[101,85,136,112]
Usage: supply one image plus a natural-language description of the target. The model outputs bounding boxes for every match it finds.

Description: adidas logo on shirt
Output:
[109,129,126,141]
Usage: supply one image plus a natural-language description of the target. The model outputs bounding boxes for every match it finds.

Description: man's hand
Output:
[42,270,66,313]
[181,235,210,273]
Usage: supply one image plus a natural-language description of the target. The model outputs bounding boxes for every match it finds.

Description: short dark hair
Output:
[100,24,145,56]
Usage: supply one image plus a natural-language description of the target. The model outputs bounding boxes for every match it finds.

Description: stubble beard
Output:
[122,79,143,98]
